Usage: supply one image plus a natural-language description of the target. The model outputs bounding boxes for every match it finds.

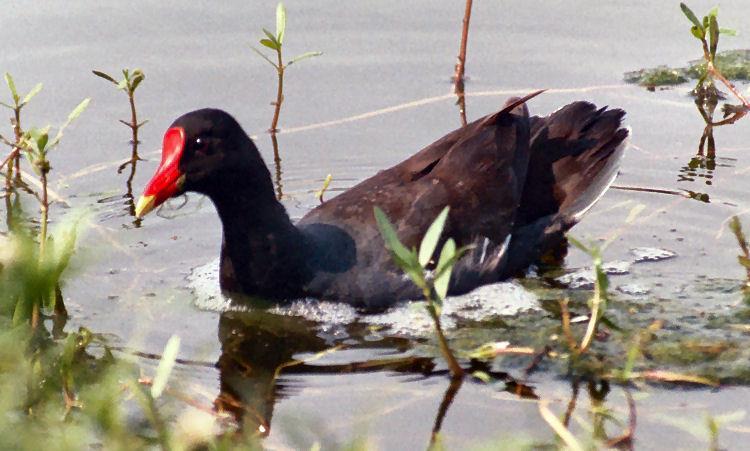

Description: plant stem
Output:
[12,107,21,183]
[453,0,472,126]
[700,39,750,107]
[430,376,463,448]
[34,163,49,332]
[579,291,602,355]
[270,133,283,200]
[425,302,464,379]
[708,64,750,107]
[39,168,48,256]
[3,150,12,196]
[125,89,144,169]
[128,90,140,144]
[559,298,578,352]
[270,49,285,133]
[453,0,473,87]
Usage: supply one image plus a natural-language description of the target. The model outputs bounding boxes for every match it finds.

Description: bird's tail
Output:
[501,102,629,276]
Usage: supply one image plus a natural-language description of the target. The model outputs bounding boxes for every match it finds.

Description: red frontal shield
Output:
[135,127,186,218]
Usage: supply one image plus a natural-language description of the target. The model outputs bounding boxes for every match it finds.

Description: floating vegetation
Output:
[624,65,689,87]
[624,50,750,88]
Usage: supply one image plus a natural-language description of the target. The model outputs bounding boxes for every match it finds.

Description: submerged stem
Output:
[426,301,463,379]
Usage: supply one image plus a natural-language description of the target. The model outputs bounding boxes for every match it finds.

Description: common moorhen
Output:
[135,92,628,310]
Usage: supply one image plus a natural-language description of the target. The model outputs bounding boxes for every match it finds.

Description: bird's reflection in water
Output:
[214,311,328,436]
[213,310,540,443]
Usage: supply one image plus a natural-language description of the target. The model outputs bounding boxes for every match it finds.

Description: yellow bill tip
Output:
[135,195,156,219]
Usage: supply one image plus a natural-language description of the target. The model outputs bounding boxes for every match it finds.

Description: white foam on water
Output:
[187,258,539,337]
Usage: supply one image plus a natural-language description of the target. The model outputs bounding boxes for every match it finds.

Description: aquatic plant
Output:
[374,206,469,378]
[561,237,609,356]
[19,99,89,255]
[0,73,42,191]
[92,68,147,170]
[251,2,322,133]
[679,3,749,118]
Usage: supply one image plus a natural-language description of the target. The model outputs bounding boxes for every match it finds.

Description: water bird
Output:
[135,92,628,310]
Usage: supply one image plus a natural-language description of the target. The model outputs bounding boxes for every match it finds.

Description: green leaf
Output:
[434,238,456,300]
[92,70,118,85]
[130,70,145,92]
[419,206,449,267]
[276,2,286,44]
[374,206,420,271]
[288,51,323,66]
[708,5,718,18]
[4,73,19,105]
[720,27,738,36]
[691,25,705,40]
[709,15,719,59]
[151,335,180,398]
[50,98,89,148]
[21,83,42,106]
[739,256,750,269]
[251,46,279,68]
[116,79,128,90]
[28,127,49,153]
[67,98,90,123]
[680,3,704,32]
[262,28,278,45]
[260,38,279,50]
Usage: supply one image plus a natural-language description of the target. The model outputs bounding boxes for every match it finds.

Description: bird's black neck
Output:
[207,168,311,301]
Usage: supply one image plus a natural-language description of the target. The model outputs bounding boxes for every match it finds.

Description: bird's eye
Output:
[193,136,210,155]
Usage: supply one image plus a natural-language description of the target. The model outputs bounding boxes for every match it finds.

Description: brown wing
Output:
[296,94,538,308]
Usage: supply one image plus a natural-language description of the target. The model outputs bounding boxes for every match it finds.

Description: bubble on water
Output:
[603,260,631,275]
[556,269,594,289]
[617,283,650,296]
[630,247,677,263]
[555,260,631,289]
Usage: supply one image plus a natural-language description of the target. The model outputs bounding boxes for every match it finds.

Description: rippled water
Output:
[4,0,750,448]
